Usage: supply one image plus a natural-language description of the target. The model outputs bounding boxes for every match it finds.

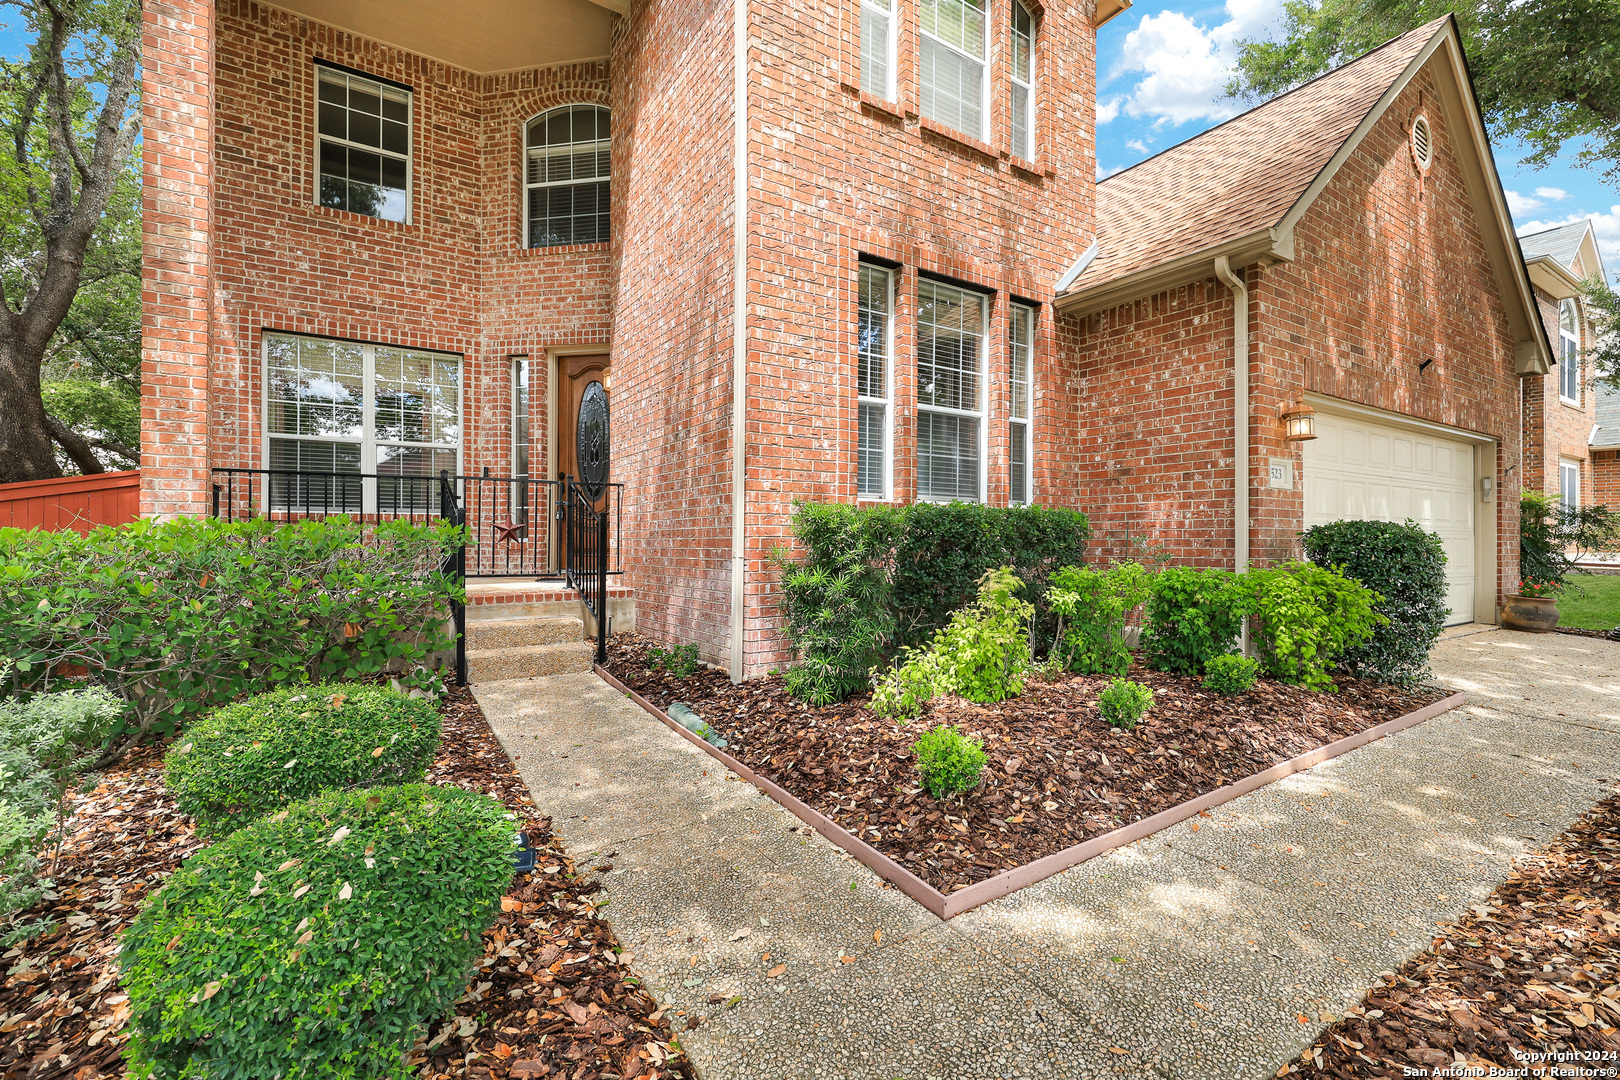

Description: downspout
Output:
[1213,256,1249,577]
[728,0,748,682]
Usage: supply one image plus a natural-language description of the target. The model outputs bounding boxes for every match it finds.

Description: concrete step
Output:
[465,616,584,650]
[466,580,636,632]
[467,641,595,683]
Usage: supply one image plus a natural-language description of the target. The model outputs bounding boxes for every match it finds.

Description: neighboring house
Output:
[1592,384,1620,522]
[1518,219,1608,515]
[141,4,1551,678]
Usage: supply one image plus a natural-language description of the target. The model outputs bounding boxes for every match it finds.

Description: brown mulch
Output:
[0,687,691,1080]
[1553,626,1620,641]
[1283,792,1620,1076]
[604,634,1447,894]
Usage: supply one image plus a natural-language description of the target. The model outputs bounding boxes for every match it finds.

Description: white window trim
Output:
[916,278,989,504]
[919,0,992,143]
[261,332,464,511]
[1011,1,1035,161]
[1560,458,1581,512]
[522,104,613,250]
[860,0,898,102]
[1559,299,1581,406]
[1010,301,1034,505]
[857,263,895,501]
[313,63,413,225]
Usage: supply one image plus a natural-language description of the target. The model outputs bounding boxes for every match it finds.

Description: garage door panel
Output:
[1305,412,1476,625]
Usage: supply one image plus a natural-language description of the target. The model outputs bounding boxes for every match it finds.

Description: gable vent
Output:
[1411,115,1433,170]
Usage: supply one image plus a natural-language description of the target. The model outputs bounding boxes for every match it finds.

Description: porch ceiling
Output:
[270,0,619,74]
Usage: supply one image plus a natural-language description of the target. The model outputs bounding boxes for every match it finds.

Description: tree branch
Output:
[45,412,107,474]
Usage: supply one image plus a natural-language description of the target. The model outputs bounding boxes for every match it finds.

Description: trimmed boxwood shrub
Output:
[1202,653,1259,696]
[122,784,515,1080]
[164,683,441,837]
[1140,566,1248,675]
[1301,519,1447,687]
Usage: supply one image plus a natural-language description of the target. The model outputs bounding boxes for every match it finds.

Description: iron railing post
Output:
[596,502,609,666]
[439,470,468,688]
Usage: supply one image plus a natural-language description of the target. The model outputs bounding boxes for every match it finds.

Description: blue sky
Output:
[1095,0,1618,280]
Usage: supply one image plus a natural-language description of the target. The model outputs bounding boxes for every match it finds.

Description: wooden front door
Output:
[556,354,609,485]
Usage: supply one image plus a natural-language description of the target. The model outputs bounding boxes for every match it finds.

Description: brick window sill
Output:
[512,241,611,258]
[313,204,414,230]
[856,91,906,122]
[916,115,999,161]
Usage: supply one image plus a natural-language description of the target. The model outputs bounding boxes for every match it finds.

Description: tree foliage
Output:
[0,0,141,482]
[1584,274,1620,391]
[1225,0,1620,190]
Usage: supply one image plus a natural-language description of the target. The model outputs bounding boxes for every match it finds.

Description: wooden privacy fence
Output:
[0,470,141,534]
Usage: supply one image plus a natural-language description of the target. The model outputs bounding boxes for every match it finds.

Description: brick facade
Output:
[1523,287,1597,505]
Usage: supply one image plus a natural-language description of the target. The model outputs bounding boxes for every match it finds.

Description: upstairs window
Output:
[921,0,988,140]
[526,105,612,248]
[917,279,987,502]
[1559,299,1580,404]
[861,0,897,100]
[1009,303,1034,504]
[1010,2,1035,160]
[317,65,411,223]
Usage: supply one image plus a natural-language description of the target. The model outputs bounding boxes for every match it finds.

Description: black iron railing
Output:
[566,478,611,666]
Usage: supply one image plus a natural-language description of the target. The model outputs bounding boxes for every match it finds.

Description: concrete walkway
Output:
[474,630,1620,1080]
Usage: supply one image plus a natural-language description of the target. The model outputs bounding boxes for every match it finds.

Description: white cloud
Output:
[1111,0,1286,127]
[1095,163,1125,181]
[1534,186,1568,201]
[1096,98,1121,126]
[1518,206,1620,282]
[1506,190,1544,215]
[1126,138,1150,154]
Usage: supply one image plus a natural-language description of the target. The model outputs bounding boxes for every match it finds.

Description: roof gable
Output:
[1519,220,1608,283]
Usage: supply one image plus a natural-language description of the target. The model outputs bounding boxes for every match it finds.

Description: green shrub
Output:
[0,517,461,757]
[163,683,442,838]
[1140,565,1248,674]
[1201,654,1259,696]
[648,642,701,677]
[772,502,904,704]
[1097,678,1154,729]
[0,683,123,943]
[1301,519,1447,686]
[122,784,515,1080]
[870,568,1032,720]
[1519,491,1620,592]
[911,724,987,798]
[1046,562,1153,675]
[1244,562,1382,691]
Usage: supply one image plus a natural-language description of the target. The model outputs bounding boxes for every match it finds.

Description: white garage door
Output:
[1303,411,1476,625]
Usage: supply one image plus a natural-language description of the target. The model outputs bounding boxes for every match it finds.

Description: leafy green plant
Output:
[647,642,701,677]
[1046,562,1153,676]
[1139,565,1249,674]
[1244,562,1382,691]
[122,784,515,1080]
[869,568,1033,719]
[0,682,123,944]
[0,516,461,762]
[1301,519,1448,687]
[911,724,987,798]
[1097,678,1154,729]
[1201,654,1259,696]
[163,683,442,838]
[1520,491,1620,594]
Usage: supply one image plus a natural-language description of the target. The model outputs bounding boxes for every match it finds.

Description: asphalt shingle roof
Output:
[1078,17,1447,293]
[1594,383,1620,449]
[1518,221,1591,271]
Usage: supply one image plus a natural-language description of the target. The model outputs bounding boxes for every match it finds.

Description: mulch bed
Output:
[1283,792,1620,1076]
[1553,626,1620,641]
[604,634,1448,894]
[0,687,692,1080]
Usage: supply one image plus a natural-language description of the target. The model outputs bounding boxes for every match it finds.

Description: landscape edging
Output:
[593,664,1466,920]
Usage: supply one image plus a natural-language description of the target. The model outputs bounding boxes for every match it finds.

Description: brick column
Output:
[140,0,213,519]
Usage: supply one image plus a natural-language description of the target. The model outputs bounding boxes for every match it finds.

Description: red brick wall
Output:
[141,0,215,519]
[1522,287,1596,503]
[1070,64,1526,610]
[1593,450,1620,508]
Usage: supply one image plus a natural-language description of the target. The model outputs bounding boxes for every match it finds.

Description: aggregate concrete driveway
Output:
[474,630,1620,1080]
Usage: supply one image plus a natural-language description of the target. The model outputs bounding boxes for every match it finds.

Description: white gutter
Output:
[728,0,748,683]
[1213,256,1249,576]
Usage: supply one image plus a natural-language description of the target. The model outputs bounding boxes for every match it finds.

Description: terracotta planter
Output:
[1500,595,1559,633]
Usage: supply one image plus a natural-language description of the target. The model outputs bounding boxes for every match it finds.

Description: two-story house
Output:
[140,2,1553,678]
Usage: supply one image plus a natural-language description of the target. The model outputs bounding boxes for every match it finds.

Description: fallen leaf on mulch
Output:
[1281,790,1620,1077]
[606,634,1446,893]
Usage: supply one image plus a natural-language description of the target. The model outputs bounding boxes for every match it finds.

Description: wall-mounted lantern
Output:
[1280,399,1317,442]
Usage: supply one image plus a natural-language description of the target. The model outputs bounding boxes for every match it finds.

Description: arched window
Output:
[1559,298,1580,403]
[525,105,611,248]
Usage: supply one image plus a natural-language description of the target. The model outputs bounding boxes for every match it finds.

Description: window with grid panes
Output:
[857,264,894,499]
[917,280,986,502]
[1009,303,1033,504]
[526,105,611,248]
[921,0,988,140]
[1559,299,1580,403]
[316,65,410,223]
[861,0,897,99]
[1011,2,1035,160]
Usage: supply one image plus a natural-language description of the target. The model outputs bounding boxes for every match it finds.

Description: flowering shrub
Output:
[1517,578,1560,599]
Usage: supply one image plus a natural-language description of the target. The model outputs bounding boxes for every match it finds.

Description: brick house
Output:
[1519,220,1609,516]
[141,4,1550,678]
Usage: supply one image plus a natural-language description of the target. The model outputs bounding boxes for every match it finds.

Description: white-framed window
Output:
[1009,302,1034,504]
[920,0,988,141]
[1559,298,1580,404]
[525,105,612,248]
[861,0,897,100]
[917,279,987,502]
[1010,1,1035,161]
[264,332,461,511]
[513,356,530,522]
[1560,458,1581,513]
[857,263,894,500]
[316,64,410,223]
